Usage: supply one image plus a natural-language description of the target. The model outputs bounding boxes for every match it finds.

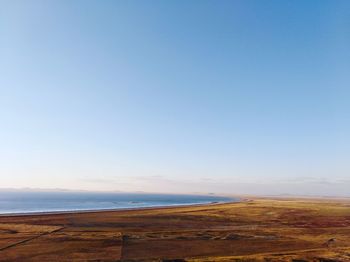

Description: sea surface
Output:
[0,191,234,214]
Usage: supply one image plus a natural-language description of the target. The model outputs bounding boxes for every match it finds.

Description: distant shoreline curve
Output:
[0,198,241,217]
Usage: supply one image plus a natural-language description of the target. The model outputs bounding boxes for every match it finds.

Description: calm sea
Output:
[0,191,234,214]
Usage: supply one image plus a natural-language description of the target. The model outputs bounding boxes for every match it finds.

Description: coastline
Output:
[0,196,349,261]
[2,194,349,217]
[0,198,239,217]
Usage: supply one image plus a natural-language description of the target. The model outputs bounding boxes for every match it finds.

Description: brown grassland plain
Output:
[0,197,349,261]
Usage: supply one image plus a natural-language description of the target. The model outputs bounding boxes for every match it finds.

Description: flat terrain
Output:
[0,197,350,261]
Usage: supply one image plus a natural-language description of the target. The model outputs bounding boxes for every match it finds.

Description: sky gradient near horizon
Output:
[1,0,350,196]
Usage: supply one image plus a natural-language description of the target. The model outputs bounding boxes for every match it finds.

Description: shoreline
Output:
[1,197,349,261]
[0,199,240,217]
[2,195,349,218]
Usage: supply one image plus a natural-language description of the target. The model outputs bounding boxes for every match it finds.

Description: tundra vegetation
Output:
[0,197,349,261]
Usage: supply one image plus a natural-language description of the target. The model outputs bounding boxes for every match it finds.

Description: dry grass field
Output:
[0,197,349,261]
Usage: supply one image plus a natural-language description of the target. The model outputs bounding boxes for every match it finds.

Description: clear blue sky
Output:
[1,0,349,196]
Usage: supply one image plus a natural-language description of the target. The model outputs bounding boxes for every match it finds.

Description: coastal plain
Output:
[0,197,350,261]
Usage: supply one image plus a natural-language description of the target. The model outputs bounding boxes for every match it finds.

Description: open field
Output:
[0,197,349,261]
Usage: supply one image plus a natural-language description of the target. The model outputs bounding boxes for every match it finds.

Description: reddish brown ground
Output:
[0,197,349,261]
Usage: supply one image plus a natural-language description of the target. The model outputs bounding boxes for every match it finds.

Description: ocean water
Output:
[0,191,234,214]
